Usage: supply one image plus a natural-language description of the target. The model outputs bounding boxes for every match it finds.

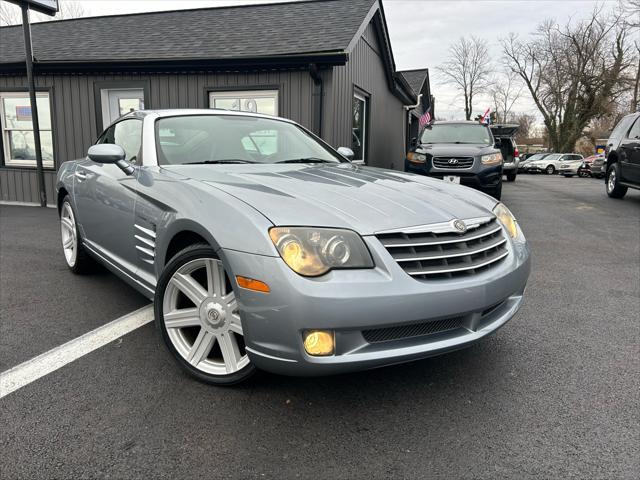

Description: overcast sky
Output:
[15,0,621,123]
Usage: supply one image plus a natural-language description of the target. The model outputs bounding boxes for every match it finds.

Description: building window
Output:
[352,92,368,163]
[100,88,145,129]
[209,90,278,116]
[0,92,54,168]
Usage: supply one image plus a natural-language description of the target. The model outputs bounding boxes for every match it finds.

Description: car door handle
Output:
[75,171,87,181]
[633,146,640,151]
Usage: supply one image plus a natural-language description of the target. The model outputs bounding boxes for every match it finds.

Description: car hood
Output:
[162,163,497,235]
[415,143,497,157]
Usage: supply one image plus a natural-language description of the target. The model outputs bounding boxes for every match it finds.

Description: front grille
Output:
[362,316,465,343]
[376,218,508,280]
[432,156,475,169]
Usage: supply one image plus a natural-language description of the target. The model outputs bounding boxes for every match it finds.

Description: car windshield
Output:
[420,124,492,145]
[155,115,344,165]
[527,154,548,161]
[544,154,562,161]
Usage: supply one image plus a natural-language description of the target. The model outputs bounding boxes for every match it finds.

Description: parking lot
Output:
[1,175,638,479]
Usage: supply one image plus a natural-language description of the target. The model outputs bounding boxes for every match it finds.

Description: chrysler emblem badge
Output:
[453,219,467,232]
[448,158,459,164]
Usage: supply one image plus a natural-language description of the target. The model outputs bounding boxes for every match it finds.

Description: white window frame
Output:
[100,88,145,128]
[0,91,54,168]
[208,89,279,116]
[352,92,368,164]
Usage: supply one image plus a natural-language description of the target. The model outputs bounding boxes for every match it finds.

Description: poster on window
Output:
[16,106,32,122]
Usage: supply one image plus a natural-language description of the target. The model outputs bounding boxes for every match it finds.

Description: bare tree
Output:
[0,0,87,26]
[437,36,492,120]
[490,71,523,123]
[510,113,537,142]
[502,7,632,152]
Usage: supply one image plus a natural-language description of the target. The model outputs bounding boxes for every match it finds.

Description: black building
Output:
[0,0,430,205]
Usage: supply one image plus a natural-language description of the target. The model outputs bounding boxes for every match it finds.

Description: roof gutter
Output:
[0,51,349,75]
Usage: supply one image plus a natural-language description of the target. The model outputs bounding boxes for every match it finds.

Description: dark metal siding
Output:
[322,21,406,170]
[0,70,315,203]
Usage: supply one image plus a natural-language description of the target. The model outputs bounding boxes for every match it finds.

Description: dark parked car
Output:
[490,124,519,182]
[406,121,504,199]
[605,112,640,198]
[518,153,549,173]
[590,155,607,179]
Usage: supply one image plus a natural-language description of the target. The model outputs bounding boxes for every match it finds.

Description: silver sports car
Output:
[56,109,531,385]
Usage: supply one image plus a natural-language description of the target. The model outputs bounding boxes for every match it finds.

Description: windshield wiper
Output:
[276,158,332,164]
[184,159,257,165]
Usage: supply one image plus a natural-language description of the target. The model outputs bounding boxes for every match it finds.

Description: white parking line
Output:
[0,305,154,399]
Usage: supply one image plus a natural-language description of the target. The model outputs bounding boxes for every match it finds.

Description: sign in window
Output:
[0,92,54,168]
[209,90,278,116]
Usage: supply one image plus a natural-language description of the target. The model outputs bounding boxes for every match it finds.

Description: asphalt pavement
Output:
[0,175,638,479]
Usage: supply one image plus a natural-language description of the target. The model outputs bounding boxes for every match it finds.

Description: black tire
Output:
[605,163,628,199]
[506,172,517,182]
[486,182,502,200]
[155,243,256,386]
[60,195,95,274]
[545,165,555,175]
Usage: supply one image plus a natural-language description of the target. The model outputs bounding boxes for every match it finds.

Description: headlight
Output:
[493,202,518,239]
[269,227,374,276]
[481,153,503,165]
[407,152,426,164]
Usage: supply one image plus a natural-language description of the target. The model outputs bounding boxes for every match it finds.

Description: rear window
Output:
[420,124,492,145]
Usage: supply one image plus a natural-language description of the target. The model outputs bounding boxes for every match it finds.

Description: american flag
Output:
[480,107,491,124]
[419,110,432,128]
[419,95,433,128]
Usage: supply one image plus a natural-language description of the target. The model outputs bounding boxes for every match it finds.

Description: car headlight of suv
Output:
[493,202,519,239]
[269,227,374,276]
[481,153,503,165]
[407,152,427,164]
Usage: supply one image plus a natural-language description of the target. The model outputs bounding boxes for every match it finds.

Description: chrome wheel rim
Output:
[607,169,615,192]
[163,258,249,376]
[60,202,77,267]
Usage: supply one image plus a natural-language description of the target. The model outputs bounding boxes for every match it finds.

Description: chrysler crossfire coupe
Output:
[56,109,531,385]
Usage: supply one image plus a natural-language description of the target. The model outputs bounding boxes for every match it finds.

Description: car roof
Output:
[120,108,296,123]
[433,120,486,125]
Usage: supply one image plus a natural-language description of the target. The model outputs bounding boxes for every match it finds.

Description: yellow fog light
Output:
[303,330,335,356]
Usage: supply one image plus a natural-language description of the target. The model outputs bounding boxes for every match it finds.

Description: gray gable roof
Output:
[398,69,429,96]
[0,0,376,65]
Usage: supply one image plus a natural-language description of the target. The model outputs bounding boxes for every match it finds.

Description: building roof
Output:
[398,69,429,96]
[0,0,376,65]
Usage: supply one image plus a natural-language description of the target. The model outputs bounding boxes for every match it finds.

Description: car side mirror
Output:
[87,144,134,174]
[337,147,355,160]
[410,137,417,148]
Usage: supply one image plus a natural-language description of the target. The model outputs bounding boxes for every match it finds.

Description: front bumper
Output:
[405,159,502,193]
[220,233,531,376]
[559,166,579,175]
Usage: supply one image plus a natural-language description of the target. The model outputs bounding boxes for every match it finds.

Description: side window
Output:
[98,119,142,163]
[627,118,640,139]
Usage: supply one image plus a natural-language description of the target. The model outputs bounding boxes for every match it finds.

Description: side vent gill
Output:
[134,223,156,265]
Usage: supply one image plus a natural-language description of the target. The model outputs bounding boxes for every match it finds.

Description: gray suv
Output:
[56,110,530,385]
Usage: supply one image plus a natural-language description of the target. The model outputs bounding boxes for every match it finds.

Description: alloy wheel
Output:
[162,258,249,376]
[607,169,616,193]
[60,202,78,267]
